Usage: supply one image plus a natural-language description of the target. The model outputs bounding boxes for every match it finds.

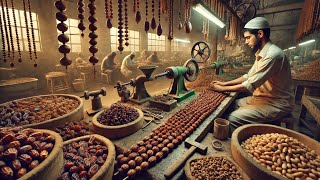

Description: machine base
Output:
[167,90,196,103]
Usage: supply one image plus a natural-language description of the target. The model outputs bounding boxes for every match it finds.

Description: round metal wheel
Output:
[235,2,256,24]
[191,41,211,63]
[183,58,199,82]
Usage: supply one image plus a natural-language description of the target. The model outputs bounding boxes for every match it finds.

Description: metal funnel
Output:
[138,65,158,79]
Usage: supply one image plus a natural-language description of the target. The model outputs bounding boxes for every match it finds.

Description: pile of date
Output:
[0,128,55,179]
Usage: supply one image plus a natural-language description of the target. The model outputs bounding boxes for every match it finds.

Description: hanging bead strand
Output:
[5,0,15,67]
[0,0,7,63]
[27,0,38,67]
[11,0,22,63]
[88,0,98,77]
[105,0,113,29]
[135,0,141,24]
[0,0,10,61]
[117,0,124,53]
[23,0,32,64]
[178,0,182,30]
[144,0,149,32]
[56,0,72,70]
[124,0,129,46]
[184,0,192,33]
[156,0,162,36]
[77,0,86,37]
[150,0,156,30]
[167,0,173,41]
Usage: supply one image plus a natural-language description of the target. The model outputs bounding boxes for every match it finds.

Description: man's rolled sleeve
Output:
[242,74,248,80]
[241,80,254,92]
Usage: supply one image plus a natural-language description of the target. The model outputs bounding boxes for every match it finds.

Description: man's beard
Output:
[252,37,261,52]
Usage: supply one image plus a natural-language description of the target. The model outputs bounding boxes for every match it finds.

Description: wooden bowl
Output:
[231,124,320,180]
[20,129,64,180]
[92,108,144,139]
[0,94,83,129]
[184,155,250,180]
[63,134,115,180]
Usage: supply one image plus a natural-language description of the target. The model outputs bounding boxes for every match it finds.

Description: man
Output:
[121,51,138,79]
[210,17,294,129]
[101,51,117,73]
[147,51,159,63]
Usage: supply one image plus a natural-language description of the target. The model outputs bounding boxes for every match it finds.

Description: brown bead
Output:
[140,161,149,171]
[140,153,148,161]
[120,157,129,164]
[127,169,136,178]
[152,146,159,153]
[128,160,136,169]
[128,152,138,160]
[148,156,157,165]
[120,163,130,172]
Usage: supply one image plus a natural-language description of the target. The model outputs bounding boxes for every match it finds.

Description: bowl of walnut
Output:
[184,155,249,180]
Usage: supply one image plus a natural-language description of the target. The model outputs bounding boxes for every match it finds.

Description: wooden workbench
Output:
[292,78,320,103]
[112,92,238,180]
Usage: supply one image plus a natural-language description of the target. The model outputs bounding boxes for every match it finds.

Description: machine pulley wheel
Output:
[191,41,211,63]
[184,58,199,82]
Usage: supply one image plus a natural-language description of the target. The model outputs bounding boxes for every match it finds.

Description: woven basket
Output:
[63,134,116,180]
[19,129,64,180]
[92,108,144,139]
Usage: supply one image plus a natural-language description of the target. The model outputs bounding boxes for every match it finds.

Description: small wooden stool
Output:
[269,113,294,130]
[45,72,70,94]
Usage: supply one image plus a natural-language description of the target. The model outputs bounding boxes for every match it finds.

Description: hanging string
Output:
[11,0,22,63]
[5,0,15,67]
[78,0,86,37]
[27,0,37,67]
[0,0,10,60]
[156,0,162,36]
[88,0,99,77]
[23,0,33,63]
[0,1,7,63]
[118,0,124,53]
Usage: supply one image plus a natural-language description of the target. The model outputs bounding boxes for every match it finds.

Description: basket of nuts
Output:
[59,134,115,180]
[0,128,64,180]
[92,104,144,139]
[0,94,84,129]
[231,124,320,180]
[184,155,249,180]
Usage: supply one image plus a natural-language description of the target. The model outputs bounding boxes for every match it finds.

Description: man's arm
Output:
[223,76,246,86]
[210,83,248,92]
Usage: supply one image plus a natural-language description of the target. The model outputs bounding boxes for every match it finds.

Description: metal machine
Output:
[81,87,107,116]
[114,65,158,104]
[155,58,199,102]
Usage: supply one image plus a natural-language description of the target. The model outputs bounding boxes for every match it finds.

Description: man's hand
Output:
[209,83,225,92]
[210,81,226,86]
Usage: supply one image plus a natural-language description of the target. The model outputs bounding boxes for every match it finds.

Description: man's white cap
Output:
[130,51,136,56]
[244,17,270,29]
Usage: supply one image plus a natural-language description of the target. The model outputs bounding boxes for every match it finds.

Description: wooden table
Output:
[292,78,320,103]
[112,92,238,180]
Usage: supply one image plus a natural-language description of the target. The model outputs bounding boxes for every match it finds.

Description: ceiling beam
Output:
[257,3,303,15]
[271,24,297,31]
